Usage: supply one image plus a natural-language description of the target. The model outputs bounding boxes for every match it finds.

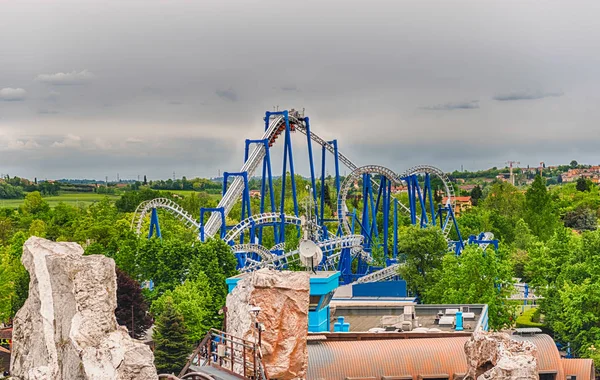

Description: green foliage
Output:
[515,308,544,328]
[151,274,213,343]
[425,245,516,330]
[470,185,483,206]
[153,297,191,375]
[524,175,558,241]
[397,226,448,298]
[576,176,591,192]
[563,206,597,231]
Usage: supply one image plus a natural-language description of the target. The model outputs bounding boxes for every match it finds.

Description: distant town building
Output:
[443,196,472,216]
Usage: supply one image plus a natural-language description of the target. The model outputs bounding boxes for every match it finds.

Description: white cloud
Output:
[93,138,112,150]
[5,139,40,150]
[0,88,27,101]
[36,70,95,85]
[51,134,82,148]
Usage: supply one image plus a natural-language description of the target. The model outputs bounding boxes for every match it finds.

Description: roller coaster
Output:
[131,109,497,284]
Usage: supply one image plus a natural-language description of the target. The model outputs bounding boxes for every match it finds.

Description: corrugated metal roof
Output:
[562,358,594,380]
[308,334,579,380]
[512,334,564,379]
[307,337,470,379]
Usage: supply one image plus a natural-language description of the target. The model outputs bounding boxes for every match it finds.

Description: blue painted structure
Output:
[226,271,340,333]
[148,208,161,238]
[352,280,407,298]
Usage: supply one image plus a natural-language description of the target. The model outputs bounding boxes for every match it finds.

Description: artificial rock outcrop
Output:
[10,237,157,380]
[463,330,538,380]
[226,269,310,380]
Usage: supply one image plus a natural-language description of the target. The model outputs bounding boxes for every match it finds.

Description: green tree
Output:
[576,176,591,192]
[570,160,578,168]
[524,175,558,241]
[19,191,50,215]
[153,297,191,375]
[563,206,597,231]
[470,185,483,206]
[151,273,214,343]
[397,226,448,298]
[28,219,47,238]
[425,245,516,330]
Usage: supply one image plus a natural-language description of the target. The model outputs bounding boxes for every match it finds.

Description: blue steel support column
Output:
[370,176,384,240]
[361,173,371,249]
[426,174,436,226]
[199,207,226,241]
[148,207,162,239]
[332,140,341,195]
[393,199,398,259]
[332,140,342,235]
[407,176,417,225]
[382,178,390,260]
[223,172,252,243]
[245,138,277,244]
[414,178,428,227]
[320,144,326,224]
[283,111,300,222]
[447,205,464,254]
[304,117,319,224]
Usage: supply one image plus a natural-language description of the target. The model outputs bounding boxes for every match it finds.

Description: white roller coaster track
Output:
[240,234,367,273]
[223,212,302,244]
[337,165,402,237]
[355,263,403,284]
[230,244,274,261]
[132,198,199,236]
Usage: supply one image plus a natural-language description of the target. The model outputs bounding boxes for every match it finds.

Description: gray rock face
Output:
[10,237,157,380]
[226,269,310,380]
[464,330,538,380]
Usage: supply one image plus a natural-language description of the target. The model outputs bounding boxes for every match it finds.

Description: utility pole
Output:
[539,162,545,176]
[506,161,520,186]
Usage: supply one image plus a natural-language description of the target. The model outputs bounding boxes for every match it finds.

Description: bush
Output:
[515,307,544,328]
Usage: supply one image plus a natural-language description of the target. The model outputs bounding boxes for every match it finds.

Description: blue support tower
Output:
[148,207,161,239]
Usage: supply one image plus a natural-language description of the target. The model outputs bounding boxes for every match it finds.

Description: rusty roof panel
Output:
[307,337,470,379]
[512,334,564,379]
[562,358,595,380]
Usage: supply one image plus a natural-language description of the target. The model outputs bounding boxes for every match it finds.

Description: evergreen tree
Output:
[143,175,147,186]
[524,175,558,241]
[153,297,191,375]
[115,267,153,339]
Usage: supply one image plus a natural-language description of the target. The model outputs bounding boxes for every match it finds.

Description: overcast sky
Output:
[1,0,599,180]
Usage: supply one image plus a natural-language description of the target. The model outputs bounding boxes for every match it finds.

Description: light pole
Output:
[250,306,262,350]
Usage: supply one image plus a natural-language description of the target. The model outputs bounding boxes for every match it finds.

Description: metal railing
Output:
[179,329,269,380]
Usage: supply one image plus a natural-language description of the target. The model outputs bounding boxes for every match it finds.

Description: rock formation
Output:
[10,237,157,380]
[226,269,310,380]
[463,330,538,380]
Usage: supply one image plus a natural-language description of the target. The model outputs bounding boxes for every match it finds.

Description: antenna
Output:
[299,239,323,273]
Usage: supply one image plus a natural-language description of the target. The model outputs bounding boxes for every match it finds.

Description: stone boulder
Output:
[10,237,157,380]
[226,269,310,380]
[463,330,538,380]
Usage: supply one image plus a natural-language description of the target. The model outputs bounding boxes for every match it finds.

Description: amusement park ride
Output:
[131,109,497,285]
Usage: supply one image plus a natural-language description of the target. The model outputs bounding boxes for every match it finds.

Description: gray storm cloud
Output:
[493,90,565,102]
[0,0,599,179]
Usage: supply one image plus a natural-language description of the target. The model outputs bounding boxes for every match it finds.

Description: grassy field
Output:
[0,192,120,209]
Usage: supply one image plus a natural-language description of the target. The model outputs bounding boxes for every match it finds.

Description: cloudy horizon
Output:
[1,0,599,180]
